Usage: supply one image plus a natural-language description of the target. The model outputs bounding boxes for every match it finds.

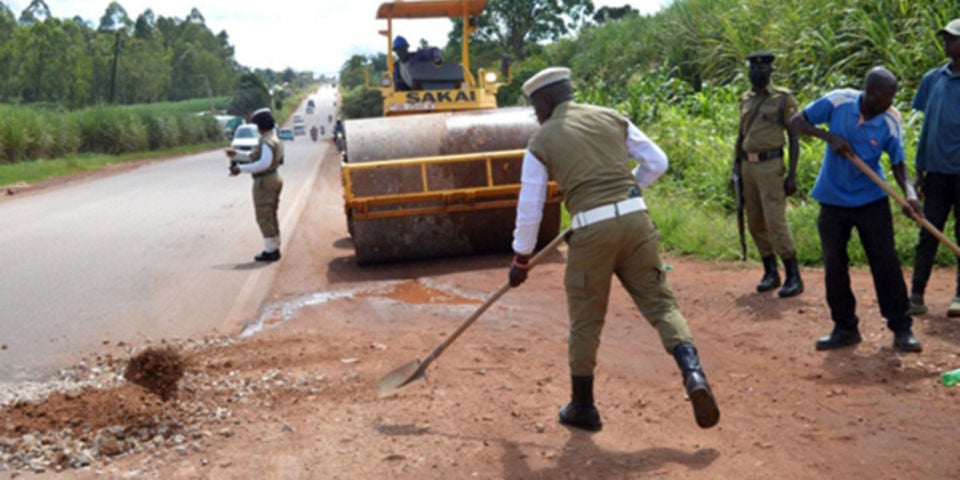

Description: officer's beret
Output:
[522,67,571,97]
[746,51,775,65]
[938,18,960,37]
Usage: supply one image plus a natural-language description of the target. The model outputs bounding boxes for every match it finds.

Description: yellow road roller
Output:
[340,0,561,264]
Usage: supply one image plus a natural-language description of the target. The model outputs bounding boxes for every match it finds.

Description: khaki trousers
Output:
[253,173,283,238]
[742,159,796,258]
[564,210,694,376]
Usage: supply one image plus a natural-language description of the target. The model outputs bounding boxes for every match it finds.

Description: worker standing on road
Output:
[908,19,960,317]
[733,51,803,298]
[789,67,922,353]
[509,67,720,432]
[226,108,285,262]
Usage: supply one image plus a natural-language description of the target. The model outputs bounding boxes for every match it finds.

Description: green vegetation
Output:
[0,142,222,188]
[338,0,960,267]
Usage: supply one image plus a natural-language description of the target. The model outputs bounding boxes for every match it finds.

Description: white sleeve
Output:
[626,121,668,190]
[511,150,549,255]
[238,143,274,174]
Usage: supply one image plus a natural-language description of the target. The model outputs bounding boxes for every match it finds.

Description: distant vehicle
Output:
[230,125,260,154]
[294,125,306,136]
[306,106,315,114]
[307,99,316,109]
[278,128,295,141]
[294,115,304,124]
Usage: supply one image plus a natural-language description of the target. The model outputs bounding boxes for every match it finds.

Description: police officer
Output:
[226,108,284,262]
[509,67,719,432]
[733,51,803,298]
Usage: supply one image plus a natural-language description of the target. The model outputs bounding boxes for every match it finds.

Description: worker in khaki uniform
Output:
[733,51,803,298]
[509,67,719,432]
[227,108,284,262]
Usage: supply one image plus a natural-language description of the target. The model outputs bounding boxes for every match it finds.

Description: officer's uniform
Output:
[524,101,693,374]
[247,134,284,241]
[511,67,718,432]
[739,56,798,261]
[231,108,284,260]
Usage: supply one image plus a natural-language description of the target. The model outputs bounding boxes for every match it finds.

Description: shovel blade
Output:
[377,359,425,397]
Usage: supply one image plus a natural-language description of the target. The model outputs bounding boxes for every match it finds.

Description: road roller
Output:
[340,0,561,264]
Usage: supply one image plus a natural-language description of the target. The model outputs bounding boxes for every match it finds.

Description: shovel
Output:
[378,226,572,397]
[846,153,960,256]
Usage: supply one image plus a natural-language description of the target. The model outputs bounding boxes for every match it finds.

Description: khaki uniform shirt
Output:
[739,84,798,153]
[527,102,635,215]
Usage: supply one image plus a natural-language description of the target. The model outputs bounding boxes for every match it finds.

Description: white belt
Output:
[571,197,647,231]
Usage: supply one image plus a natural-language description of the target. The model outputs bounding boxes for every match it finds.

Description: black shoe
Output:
[683,371,720,429]
[558,403,602,432]
[254,250,281,262]
[892,332,922,353]
[815,329,862,351]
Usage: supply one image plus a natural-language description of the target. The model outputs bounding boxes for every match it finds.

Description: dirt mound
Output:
[123,346,186,401]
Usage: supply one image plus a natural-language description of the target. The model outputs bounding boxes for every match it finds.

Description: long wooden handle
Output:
[846,153,960,257]
[417,227,572,369]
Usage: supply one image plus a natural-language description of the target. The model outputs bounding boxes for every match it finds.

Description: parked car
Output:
[230,124,260,154]
[278,128,295,141]
[294,125,306,136]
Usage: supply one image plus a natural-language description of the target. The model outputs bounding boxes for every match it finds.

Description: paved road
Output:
[0,88,340,382]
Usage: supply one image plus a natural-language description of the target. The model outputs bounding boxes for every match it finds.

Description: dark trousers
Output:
[911,172,960,297]
[817,199,911,334]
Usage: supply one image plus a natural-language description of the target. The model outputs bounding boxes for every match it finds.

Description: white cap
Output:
[522,67,571,97]
[938,18,960,36]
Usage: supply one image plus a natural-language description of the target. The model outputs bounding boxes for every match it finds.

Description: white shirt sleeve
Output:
[626,121,668,190]
[238,142,274,174]
[511,150,549,255]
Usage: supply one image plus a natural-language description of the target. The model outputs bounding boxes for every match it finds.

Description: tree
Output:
[455,0,595,61]
[228,73,270,117]
[97,1,131,32]
[133,9,155,39]
[18,0,50,26]
[593,4,638,23]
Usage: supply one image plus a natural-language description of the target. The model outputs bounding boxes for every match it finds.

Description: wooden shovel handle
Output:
[846,153,960,257]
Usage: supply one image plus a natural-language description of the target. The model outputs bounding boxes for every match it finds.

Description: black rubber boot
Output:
[673,343,720,429]
[778,257,804,298]
[558,375,602,432]
[756,255,781,292]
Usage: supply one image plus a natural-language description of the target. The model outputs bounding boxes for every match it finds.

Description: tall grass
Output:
[0,100,224,164]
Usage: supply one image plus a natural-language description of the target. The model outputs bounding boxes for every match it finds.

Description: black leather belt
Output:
[252,170,277,179]
[743,148,784,162]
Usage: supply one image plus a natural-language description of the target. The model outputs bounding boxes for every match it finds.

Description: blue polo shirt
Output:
[804,89,906,207]
[914,62,960,174]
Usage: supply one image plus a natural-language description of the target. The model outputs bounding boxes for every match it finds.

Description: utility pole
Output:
[109,29,121,104]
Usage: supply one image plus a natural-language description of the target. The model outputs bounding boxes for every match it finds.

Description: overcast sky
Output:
[7,1,669,76]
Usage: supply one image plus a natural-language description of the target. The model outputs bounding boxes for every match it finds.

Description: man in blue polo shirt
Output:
[790,66,923,353]
[908,18,960,317]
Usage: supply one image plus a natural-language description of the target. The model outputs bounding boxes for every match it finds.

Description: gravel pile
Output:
[0,336,328,475]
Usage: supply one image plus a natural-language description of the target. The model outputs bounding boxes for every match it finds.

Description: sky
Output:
[7,1,669,77]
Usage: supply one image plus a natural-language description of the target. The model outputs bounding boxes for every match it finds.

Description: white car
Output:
[230,124,260,155]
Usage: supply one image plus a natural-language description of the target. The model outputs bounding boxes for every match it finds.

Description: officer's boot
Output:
[558,375,602,432]
[778,257,804,298]
[673,342,720,429]
[756,255,781,292]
